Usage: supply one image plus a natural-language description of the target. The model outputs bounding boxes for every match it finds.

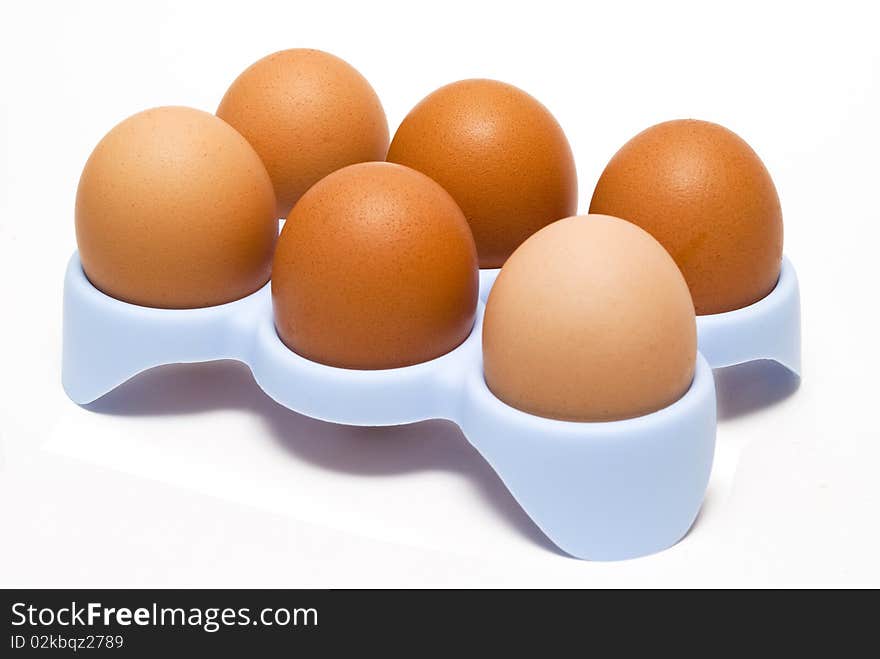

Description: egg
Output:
[589,119,783,315]
[386,79,577,268]
[217,49,390,218]
[483,215,696,422]
[272,162,478,370]
[75,106,277,309]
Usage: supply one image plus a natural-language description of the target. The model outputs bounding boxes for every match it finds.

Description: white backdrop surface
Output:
[1,0,878,586]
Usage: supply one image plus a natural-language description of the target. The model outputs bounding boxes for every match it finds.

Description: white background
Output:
[1,0,878,587]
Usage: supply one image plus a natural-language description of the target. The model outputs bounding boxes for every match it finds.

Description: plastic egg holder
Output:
[62,253,803,559]
[479,256,802,376]
[63,252,726,561]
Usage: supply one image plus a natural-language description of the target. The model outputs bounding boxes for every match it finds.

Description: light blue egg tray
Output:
[62,253,800,560]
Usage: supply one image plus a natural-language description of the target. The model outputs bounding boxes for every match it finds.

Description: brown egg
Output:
[589,119,783,315]
[272,162,478,370]
[386,79,577,268]
[75,106,277,309]
[483,215,696,422]
[217,49,390,218]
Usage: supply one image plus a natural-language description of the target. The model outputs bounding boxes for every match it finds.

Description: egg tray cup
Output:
[62,254,800,561]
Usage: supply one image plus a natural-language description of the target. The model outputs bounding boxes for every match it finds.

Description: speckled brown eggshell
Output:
[386,79,578,268]
[217,49,390,218]
[75,106,277,309]
[589,119,783,315]
[272,162,479,370]
[483,214,697,422]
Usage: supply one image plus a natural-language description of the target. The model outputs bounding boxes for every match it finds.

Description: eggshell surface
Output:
[386,79,577,268]
[272,162,478,370]
[483,215,697,422]
[217,49,390,218]
[75,106,277,309]
[589,119,783,315]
